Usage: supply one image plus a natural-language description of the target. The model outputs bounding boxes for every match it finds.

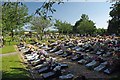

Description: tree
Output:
[30,17,51,40]
[54,20,72,34]
[95,28,107,35]
[35,0,114,19]
[107,1,120,35]
[78,20,96,34]
[73,14,96,34]
[73,14,89,33]
[35,0,63,20]
[54,20,63,33]
[2,2,31,38]
[0,5,2,36]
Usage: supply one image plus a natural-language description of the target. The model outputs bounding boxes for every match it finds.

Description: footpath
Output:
[0,45,18,57]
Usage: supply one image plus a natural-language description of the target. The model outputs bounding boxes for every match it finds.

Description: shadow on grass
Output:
[14,61,28,65]
[2,67,32,80]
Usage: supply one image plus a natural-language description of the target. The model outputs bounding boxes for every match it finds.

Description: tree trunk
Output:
[41,34,42,40]
[2,38,5,46]
[11,31,14,38]
[41,28,44,40]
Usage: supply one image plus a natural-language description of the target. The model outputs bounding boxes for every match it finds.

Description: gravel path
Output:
[0,52,18,57]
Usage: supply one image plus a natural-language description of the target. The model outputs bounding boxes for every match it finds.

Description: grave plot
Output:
[17,36,120,80]
[18,43,73,80]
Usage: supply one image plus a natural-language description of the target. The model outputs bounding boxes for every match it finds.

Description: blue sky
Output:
[24,2,112,29]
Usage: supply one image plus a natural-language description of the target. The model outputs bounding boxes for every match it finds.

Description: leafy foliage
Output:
[73,14,96,34]
[30,17,51,34]
[2,2,31,37]
[30,16,51,40]
[95,28,107,35]
[54,20,72,34]
[78,20,96,34]
[107,1,120,35]
[35,0,64,20]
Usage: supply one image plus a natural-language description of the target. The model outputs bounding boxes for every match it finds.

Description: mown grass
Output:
[4,41,19,46]
[0,45,16,54]
[1,54,30,80]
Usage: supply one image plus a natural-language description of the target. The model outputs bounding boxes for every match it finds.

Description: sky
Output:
[23,1,112,29]
[3,0,110,2]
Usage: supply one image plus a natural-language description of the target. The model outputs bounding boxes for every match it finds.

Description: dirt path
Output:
[48,53,118,79]
[0,52,18,57]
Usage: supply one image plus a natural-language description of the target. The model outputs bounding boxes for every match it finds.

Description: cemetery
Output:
[1,1,120,80]
[16,35,120,80]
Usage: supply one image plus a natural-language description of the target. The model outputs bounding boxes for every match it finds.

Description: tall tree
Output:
[54,20,72,34]
[73,20,81,33]
[107,1,120,35]
[30,17,51,39]
[78,20,96,34]
[2,2,31,37]
[73,14,96,34]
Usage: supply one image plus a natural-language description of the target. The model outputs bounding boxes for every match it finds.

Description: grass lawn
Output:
[1,54,30,80]
[4,41,19,46]
[0,45,16,54]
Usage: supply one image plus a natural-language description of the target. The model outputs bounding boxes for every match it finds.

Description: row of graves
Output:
[46,36,120,75]
[18,43,75,80]
[17,36,120,80]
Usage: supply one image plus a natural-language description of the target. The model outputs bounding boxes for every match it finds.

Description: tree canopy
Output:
[2,2,31,37]
[73,14,96,34]
[54,20,72,34]
[107,1,120,35]
[95,28,107,35]
[30,16,51,34]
